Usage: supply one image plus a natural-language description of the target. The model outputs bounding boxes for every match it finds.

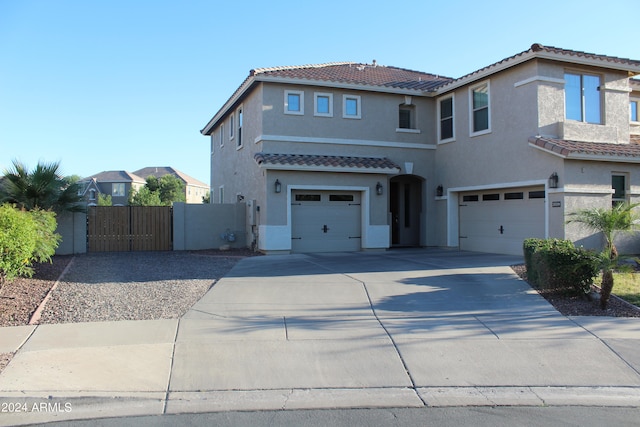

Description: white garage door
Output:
[291,190,361,253]
[459,187,545,256]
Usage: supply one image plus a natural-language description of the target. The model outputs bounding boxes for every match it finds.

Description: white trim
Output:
[514,76,565,88]
[469,80,491,137]
[343,95,361,119]
[529,142,640,163]
[285,90,304,115]
[218,185,224,204]
[229,113,235,140]
[255,134,437,150]
[601,84,631,94]
[313,92,333,117]
[561,186,615,195]
[236,104,244,149]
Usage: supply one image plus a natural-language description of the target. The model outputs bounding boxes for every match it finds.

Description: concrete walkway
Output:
[1,249,639,425]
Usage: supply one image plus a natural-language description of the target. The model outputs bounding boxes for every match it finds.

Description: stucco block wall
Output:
[172,202,247,250]
[55,211,87,255]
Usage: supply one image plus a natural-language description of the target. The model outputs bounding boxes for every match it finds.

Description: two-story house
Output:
[133,166,210,204]
[201,44,640,255]
[79,170,146,206]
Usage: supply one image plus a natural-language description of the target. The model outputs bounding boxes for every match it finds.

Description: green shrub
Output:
[523,238,599,294]
[0,204,60,287]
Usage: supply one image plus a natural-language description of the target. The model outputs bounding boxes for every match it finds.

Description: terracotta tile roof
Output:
[251,62,452,92]
[438,43,640,92]
[254,153,401,172]
[528,136,640,159]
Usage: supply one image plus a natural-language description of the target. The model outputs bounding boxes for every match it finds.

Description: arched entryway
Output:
[390,175,423,247]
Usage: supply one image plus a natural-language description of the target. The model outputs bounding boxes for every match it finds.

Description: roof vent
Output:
[531,43,543,52]
[372,59,377,67]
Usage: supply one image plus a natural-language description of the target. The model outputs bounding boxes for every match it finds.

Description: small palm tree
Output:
[566,202,640,309]
[0,160,85,213]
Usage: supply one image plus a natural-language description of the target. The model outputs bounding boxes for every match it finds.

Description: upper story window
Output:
[565,72,601,124]
[237,106,243,148]
[398,105,415,129]
[285,90,304,115]
[314,92,333,117]
[89,189,96,201]
[469,81,490,136]
[229,113,235,140]
[343,95,361,119]
[438,95,455,142]
[112,183,125,197]
[631,100,638,122]
[210,134,215,155]
[220,123,224,147]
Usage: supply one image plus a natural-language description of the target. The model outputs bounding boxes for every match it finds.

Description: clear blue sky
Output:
[1,0,637,185]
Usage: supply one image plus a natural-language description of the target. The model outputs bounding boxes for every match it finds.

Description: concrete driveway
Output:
[1,249,640,425]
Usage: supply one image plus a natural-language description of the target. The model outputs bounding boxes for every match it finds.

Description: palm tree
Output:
[0,160,85,212]
[566,202,640,309]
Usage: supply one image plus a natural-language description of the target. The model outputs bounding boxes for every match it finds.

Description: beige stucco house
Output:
[133,167,210,204]
[201,44,640,255]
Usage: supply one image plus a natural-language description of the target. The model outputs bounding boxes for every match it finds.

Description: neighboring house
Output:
[78,171,146,206]
[133,166,210,204]
[201,44,640,255]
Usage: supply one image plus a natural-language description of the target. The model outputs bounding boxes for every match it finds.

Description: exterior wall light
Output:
[436,185,444,197]
[376,182,383,195]
[274,179,282,193]
[548,172,559,189]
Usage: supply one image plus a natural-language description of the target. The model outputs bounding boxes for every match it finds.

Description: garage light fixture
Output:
[274,179,282,193]
[376,182,383,195]
[548,172,559,189]
[436,185,444,197]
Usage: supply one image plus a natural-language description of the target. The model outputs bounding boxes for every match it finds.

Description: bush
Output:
[0,204,60,287]
[523,238,599,294]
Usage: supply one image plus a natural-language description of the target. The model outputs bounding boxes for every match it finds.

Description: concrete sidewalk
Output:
[1,249,639,425]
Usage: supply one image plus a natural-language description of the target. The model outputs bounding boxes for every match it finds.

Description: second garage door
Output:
[459,187,545,256]
[291,190,361,253]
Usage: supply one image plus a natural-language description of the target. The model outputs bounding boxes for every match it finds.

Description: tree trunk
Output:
[600,269,614,310]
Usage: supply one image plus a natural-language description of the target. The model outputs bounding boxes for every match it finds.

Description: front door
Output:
[390,176,422,246]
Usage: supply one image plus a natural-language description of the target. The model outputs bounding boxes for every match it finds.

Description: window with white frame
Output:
[220,123,224,147]
[631,100,638,122]
[237,106,243,148]
[89,189,96,201]
[218,186,224,204]
[285,90,304,115]
[112,183,125,197]
[314,92,333,117]
[438,95,455,142]
[469,81,490,135]
[343,95,361,119]
[565,72,601,124]
[210,134,215,155]
[229,113,235,140]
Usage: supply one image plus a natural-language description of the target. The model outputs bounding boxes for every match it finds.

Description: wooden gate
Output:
[87,206,173,252]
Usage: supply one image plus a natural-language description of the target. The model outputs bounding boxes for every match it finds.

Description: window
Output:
[462,195,479,202]
[112,183,125,197]
[229,113,235,140]
[343,95,361,119]
[482,193,500,201]
[314,93,333,117]
[285,90,304,115]
[529,190,546,199]
[398,105,415,129]
[631,100,638,122]
[295,194,321,201]
[438,95,454,142]
[237,106,243,148]
[210,135,215,155]
[612,174,628,206]
[89,189,96,201]
[219,186,224,204]
[220,123,224,147]
[504,192,524,200]
[565,72,601,124]
[470,81,490,135]
[329,194,354,202]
